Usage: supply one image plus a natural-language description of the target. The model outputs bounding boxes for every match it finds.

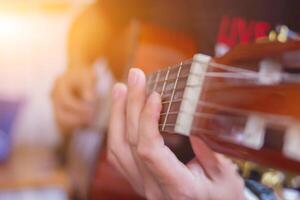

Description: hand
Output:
[52,67,96,134]
[107,68,245,200]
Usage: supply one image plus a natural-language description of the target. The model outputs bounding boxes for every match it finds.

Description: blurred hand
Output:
[107,68,245,200]
[52,67,97,134]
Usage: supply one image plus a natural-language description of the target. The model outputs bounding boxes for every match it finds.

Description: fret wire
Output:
[160,67,171,96]
[161,86,185,98]
[162,62,183,131]
[153,71,161,92]
[160,67,171,132]
[148,74,188,88]
[147,60,193,78]
[146,74,153,93]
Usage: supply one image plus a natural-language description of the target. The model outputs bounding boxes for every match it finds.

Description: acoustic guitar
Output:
[88,23,300,199]
[147,41,300,174]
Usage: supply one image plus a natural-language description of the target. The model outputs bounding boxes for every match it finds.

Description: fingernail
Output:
[112,83,126,100]
[128,68,140,86]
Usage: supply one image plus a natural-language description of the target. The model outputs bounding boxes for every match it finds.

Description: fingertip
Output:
[139,92,162,142]
[112,83,127,101]
[128,68,146,86]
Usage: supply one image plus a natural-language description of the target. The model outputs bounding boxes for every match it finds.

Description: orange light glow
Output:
[0,15,26,40]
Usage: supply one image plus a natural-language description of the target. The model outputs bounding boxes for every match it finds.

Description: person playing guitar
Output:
[51,0,300,199]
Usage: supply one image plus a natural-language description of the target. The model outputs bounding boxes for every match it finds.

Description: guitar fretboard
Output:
[146,54,212,135]
[146,61,192,133]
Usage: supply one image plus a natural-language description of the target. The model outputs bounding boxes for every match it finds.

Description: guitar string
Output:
[158,123,214,136]
[147,71,257,88]
[146,60,300,88]
[160,110,245,121]
[158,123,231,141]
[159,124,219,137]
[146,59,256,80]
[147,71,300,94]
[158,81,260,99]
[160,124,233,142]
[144,60,299,132]
[147,71,269,100]
[147,63,258,86]
[147,60,192,79]
[159,98,294,124]
[158,112,290,130]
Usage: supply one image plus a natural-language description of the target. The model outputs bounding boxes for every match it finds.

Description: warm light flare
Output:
[0,15,26,40]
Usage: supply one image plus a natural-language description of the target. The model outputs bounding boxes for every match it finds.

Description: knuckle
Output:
[137,143,153,162]
[127,134,138,146]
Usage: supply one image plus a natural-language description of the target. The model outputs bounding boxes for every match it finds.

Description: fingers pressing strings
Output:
[127,68,147,146]
[108,83,145,195]
[126,69,166,198]
[138,92,203,199]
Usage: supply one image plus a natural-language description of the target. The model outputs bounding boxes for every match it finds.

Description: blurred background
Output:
[0,1,299,200]
[0,1,94,199]
[0,0,94,147]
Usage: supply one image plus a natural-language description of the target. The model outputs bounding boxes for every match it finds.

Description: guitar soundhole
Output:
[263,125,286,151]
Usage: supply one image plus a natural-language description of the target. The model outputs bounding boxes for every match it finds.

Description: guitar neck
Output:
[145,53,300,172]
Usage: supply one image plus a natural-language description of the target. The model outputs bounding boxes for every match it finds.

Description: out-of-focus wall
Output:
[0,1,94,147]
